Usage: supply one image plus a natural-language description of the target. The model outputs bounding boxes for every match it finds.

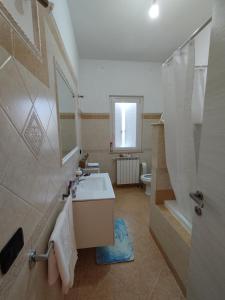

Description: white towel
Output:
[87,162,99,168]
[48,197,77,294]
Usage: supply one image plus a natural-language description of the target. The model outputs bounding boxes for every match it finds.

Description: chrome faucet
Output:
[62,180,73,200]
[71,170,85,198]
[74,176,85,184]
[71,180,77,198]
[75,169,85,185]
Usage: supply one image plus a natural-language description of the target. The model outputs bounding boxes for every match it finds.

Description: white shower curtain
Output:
[192,67,207,167]
[192,68,207,124]
[162,42,196,224]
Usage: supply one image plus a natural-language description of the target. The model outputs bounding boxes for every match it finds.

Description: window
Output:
[110,96,143,152]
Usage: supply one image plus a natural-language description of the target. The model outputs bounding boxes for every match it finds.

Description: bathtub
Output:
[164,200,192,233]
[73,173,115,201]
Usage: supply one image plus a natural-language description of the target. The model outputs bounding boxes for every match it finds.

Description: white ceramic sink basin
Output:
[73,173,115,201]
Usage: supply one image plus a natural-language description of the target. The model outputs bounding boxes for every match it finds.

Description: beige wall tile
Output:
[34,87,52,131]
[0,57,32,133]
[38,135,59,174]
[5,203,63,300]
[47,113,60,153]
[13,27,49,86]
[0,46,11,67]
[0,107,20,182]
[0,13,13,55]
[28,164,51,212]
[0,5,79,299]
[47,83,57,112]
[151,124,167,169]
[140,149,152,172]
[45,179,58,207]
[142,119,153,151]
[2,136,38,202]
[81,118,155,182]
[0,185,41,250]
[37,134,64,193]
[82,119,110,150]
[150,203,190,290]
[156,168,172,190]
[23,110,45,157]
[15,59,42,104]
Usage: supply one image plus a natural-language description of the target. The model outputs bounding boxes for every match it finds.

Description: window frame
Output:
[110,96,143,153]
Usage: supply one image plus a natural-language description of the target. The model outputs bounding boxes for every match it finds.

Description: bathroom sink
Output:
[73,173,115,201]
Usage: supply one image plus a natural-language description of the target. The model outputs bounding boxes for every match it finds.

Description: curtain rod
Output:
[163,17,212,66]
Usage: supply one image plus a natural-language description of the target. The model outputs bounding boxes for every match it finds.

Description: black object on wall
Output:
[0,228,24,274]
[37,0,49,8]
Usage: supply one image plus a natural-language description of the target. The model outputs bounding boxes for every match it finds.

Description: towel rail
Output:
[29,241,54,268]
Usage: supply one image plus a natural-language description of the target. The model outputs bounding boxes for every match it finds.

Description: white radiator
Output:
[116,157,140,185]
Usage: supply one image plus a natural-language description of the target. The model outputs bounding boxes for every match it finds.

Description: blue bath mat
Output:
[96,218,134,264]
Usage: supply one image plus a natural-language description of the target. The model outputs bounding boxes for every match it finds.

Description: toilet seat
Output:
[141,174,152,183]
[140,162,152,196]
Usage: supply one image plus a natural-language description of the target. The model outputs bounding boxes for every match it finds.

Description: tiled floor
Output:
[66,187,185,300]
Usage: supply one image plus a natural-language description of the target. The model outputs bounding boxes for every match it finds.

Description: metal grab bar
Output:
[29,241,54,268]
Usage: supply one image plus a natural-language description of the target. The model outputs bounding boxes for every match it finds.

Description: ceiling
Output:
[68,0,212,62]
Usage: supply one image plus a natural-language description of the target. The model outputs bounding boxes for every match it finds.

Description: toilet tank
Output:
[141,162,147,175]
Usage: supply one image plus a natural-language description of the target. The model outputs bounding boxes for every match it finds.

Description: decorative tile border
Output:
[80,113,162,120]
[60,113,75,120]
[83,148,152,154]
[81,113,110,120]
[23,110,44,157]
[143,113,162,120]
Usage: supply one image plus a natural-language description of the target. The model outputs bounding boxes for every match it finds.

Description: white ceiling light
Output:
[148,0,159,19]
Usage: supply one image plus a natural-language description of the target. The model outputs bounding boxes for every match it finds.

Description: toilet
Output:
[140,162,152,196]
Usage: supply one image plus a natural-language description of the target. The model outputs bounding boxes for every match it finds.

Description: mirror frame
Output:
[54,58,79,166]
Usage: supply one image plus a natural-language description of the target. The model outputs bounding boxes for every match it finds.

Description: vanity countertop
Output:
[72,173,115,202]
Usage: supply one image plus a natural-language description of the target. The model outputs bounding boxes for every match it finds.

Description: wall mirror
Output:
[55,61,78,165]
